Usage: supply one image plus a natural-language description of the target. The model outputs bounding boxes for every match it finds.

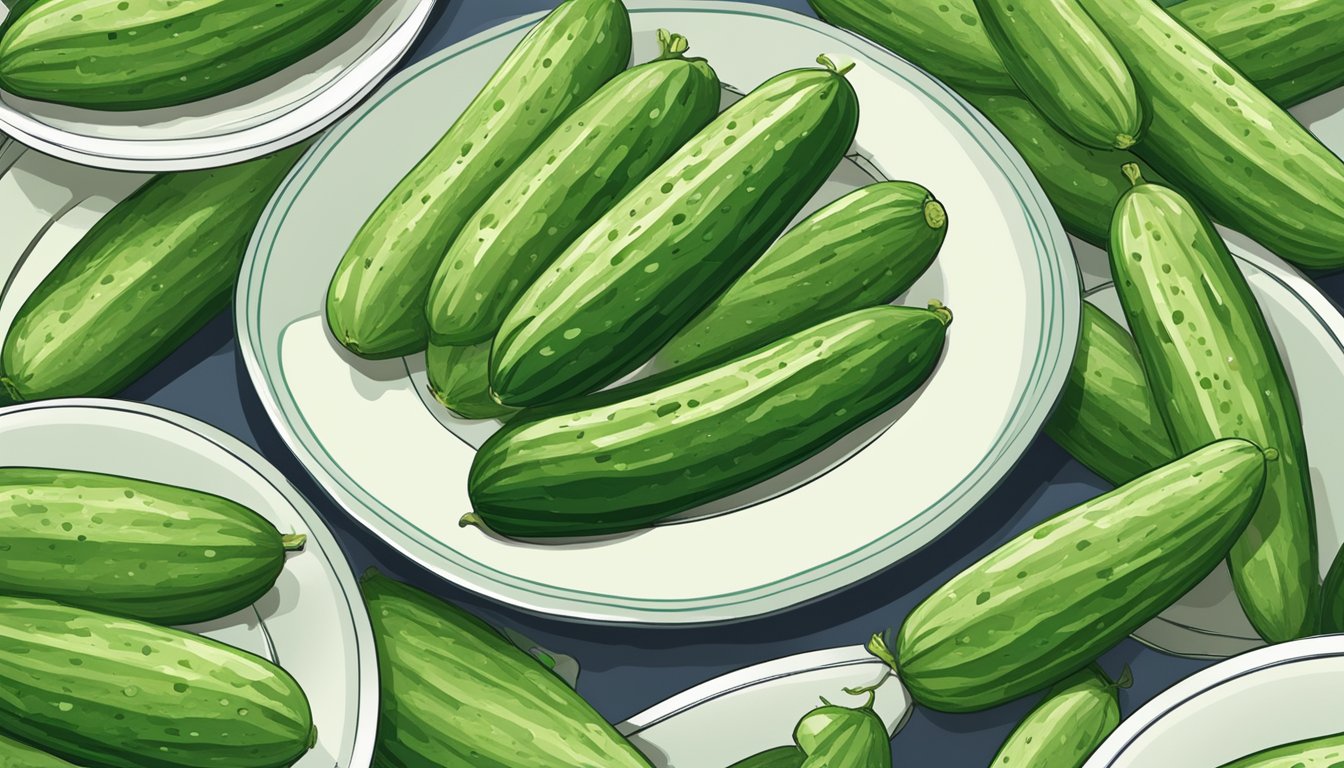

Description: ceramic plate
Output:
[237,1,1078,624]
[0,400,379,768]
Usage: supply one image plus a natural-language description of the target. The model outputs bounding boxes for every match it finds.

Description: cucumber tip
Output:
[281,533,308,552]
[1121,163,1144,187]
[0,377,21,404]
[927,300,953,327]
[1114,133,1137,150]
[1263,447,1281,461]
[459,513,485,530]
[923,199,947,230]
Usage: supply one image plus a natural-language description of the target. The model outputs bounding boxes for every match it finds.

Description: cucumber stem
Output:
[923,199,947,230]
[1110,665,1134,691]
[840,683,881,710]
[281,533,307,552]
[1122,163,1145,187]
[1115,133,1137,150]
[865,631,898,672]
[0,377,21,404]
[816,53,856,77]
[460,513,485,529]
[928,300,953,327]
[655,28,691,59]
[1264,447,1281,461]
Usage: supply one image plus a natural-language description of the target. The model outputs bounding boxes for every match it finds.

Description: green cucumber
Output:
[1218,733,1344,768]
[0,0,384,110]
[876,438,1266,712]
[1111,165,1318,643]
[469,304,950,539]
[989,665,1130,768]
[1322,544,1344,634]
[326,0,631,359]
[656,181,946,375]
[362,571,651,768]
[0,596,315,768]
[489,56,860,407]
[0,467,305,626]
[1044,301,1176,486]
[1076,0,1344,270]
[730,747,807,768]
[425,340,517,421]
[0,732,78,768]
[1,143,306,403]
[426,29,720,346]
[975,0,1141,149]
[793,700,889,768]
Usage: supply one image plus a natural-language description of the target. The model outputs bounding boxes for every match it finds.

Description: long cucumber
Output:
[989,665,1130,768]
[1217,733,1344,768]
[1322,546,1344,634]
[425,340,517,421]
[730,747,807,768]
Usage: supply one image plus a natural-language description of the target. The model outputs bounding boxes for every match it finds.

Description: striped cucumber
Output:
[326,0,631,359]
[989,665,1130,768]
[1218,733,1344,768]
[0,467,305,625]
[974,0,1141,149]
[1044,301,1175,486]
[0,143,306,403]
[656,181,946,375]
[1111,165,1318,643]
[875,438,1266,712]
[426,29,720,346]
[0,733,77,768]
[469,304,950,539]
[490,56,859,407]
[792,699,889,768]
[1323,545,1344,634]
[0,596,315,768]
[362,571,651,768]
[425,341,517,421]
[0,0,384,110]
[730,748,806,768]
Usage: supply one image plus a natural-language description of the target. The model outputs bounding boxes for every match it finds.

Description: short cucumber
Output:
[989,665,1130,768]
[1111,165,1319,643]
[792,700,889,768]
[0,467,305,625]
[0,596,315,768]
[656,181,946,375]
[490,56,860,406]
[469,304,950,538]
[325,0,631,358]
[878,438,1266,712]
[0,732,78,768]
[729,747,806,768]
[1217,733,1344,768]
[974,0,1141,149]
[426,29,720,346]
[425,340,517,421]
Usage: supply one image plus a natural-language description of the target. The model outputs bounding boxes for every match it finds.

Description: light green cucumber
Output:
[1217,733,1344,768]
[0,732,78,768]
[425,341,517,421]
[792,699,889,768]
[989,665,1130,768]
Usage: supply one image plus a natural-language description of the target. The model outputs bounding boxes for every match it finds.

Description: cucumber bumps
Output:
[989,665,1130,768]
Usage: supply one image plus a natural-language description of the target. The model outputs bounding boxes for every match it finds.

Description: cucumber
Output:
[1322,545,1344,634]
[1044,301,1175,486]
[0,143,306,403]
[491,57,860,406]
[730,747,806,768]
[792,700,889,768]
[326,0,631,359]
[0,595,315,768]
[974,0,1141,149]
[1075,0,1344,270]
[1110,165,1318,643]
[656,181,946,375]
[425,340,517,421]
[989,665,1130,768]
[469,304,950,539]
[0,732,78,768]
[426,29,720,346]
[875,438,1266,712]
[361,571,651,768]
[0,467,305,626]
[0,0,384,110]
[1218,733,1344,768]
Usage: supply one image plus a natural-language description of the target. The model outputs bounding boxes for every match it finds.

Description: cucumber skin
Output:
[0,732,78,768]
[657,181,945,375]
[471,305,948,538]
[793,704,889,768]
[325,0,631,359]
[425,341,518,421]
[426,49,721,345]
[0,0,384,110]
[0,143,306,403]
[1111,175,1319,643]
[989,666,1121,768]
[729,747,806,768]
[1218,733,1344,768]
[0,596,314,768]
[1044,302,1176,487]
[362,572,651,768]
[897,439,1265,712]
[1323,545,1344,634]
[0,467,291,625]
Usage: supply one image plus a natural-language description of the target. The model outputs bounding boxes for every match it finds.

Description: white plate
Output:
[1085,635,1344,767]
[236,1,1078,624]
[0,399,379,768]
[0,0,434,171]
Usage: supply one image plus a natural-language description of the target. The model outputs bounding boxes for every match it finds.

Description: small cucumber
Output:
[1111,165,1319,643]
[0,732,78,768]
[1217,733,1344,768]
[879,438,1266,712]
[792,699,889,768]
[989,665,1131,768]
[425,340,517,421]
[730,747,807,768]
[656,181,946,375]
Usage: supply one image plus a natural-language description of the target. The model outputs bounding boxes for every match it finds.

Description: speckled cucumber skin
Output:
[0,0,384,110]
[425,340,518,421]
[1217,733,1344,768]
[0,732,78,767]
[989,666,1124,768]
[1111,169,1319,643]
[894,439,1266,712]
[0,596,315,768]
[326,0,631,359]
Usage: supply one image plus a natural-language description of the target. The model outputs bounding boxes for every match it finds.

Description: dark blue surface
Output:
[128,1,1331,763]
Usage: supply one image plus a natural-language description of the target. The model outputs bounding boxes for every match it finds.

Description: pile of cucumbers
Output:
[0,467,316,767]
[327,0,954,539]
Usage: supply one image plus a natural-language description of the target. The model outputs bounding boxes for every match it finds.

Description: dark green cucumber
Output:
[1044,301,1176,486]
[426,30,720,346]
[877,438,1266,712]
[491,57,860,406]
[0,596,315,768]
[656,181,946,375]
[0,732,78,768]
[362,571,651,768]
[0,0,384,110]
[1111,165,1318,643]
[469,304,950,539]
[0,143,306,402]
[425,340,517,421]
[730,747,806,768]
[1322,545,1344,634]
[326,0,631,359]
[792,700,889,768]
[0,467,305,625]
[989,665,1130,768]
[975,0,1141,149]
[1218,733,1344,768]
